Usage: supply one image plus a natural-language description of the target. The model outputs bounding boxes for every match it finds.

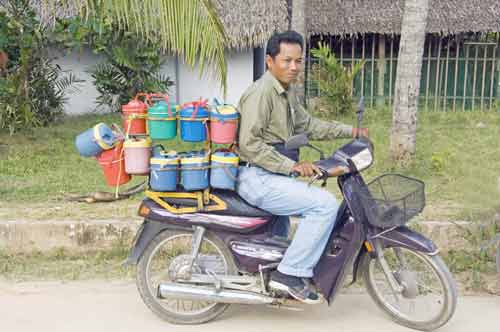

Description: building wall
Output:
[52,48,254,115]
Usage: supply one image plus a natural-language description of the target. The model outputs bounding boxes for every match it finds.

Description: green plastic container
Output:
[148,96,177,140]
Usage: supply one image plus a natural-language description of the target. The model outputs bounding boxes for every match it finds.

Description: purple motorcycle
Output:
[126,102,457,331]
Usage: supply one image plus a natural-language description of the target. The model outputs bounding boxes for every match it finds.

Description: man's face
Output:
[266,42,303,88]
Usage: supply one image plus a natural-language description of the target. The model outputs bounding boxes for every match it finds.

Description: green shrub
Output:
[310,42,364,118]
[0,0,82,134]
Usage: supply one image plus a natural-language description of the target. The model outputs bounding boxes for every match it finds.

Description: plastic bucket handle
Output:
[134,92,150,105]
[148,93,172,117]
[181,98,208,119]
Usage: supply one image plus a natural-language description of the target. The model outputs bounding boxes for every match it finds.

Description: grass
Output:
[304,108,500,222]
[0,244,133,282]
[1,109,500,222]
[1,244,498,294]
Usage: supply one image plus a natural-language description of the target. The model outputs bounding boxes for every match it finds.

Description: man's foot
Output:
[268,270,321,304]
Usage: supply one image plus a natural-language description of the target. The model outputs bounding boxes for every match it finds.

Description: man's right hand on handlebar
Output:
[291,161,322,177]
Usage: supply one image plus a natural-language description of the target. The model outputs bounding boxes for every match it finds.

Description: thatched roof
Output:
[0,0,287,49]
[213,0,288,49]
[309,0,500,36]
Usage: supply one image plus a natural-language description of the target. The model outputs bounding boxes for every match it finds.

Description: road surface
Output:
[1,280,499,332]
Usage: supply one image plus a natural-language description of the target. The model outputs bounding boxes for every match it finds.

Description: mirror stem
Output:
[307,144,325,160]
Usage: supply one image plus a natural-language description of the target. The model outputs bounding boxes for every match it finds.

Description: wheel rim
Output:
[145,233,229,316]
[367,247,448,324]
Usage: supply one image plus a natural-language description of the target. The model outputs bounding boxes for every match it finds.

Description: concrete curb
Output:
[0,219,479,253]
[0,220,140,252]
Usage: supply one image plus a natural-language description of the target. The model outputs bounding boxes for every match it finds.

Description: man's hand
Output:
[352,127,369,138]
[291,161,322,177]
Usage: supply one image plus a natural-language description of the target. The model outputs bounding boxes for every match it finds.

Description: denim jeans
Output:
[237,166,340,278]
[272,216,290,238]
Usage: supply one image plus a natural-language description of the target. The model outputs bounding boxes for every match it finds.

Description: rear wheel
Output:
[136,229,237,324]
[361,247,457,331]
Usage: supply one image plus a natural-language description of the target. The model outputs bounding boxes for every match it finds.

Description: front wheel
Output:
[360,247,457,331]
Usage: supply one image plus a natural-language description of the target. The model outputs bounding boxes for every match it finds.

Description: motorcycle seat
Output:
[161,189,273,218]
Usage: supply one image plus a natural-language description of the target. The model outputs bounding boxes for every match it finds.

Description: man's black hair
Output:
[265,30,304,59]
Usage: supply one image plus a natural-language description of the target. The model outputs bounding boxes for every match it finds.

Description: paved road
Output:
[1,280,499,332]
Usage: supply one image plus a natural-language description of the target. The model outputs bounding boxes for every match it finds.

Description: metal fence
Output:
[306,33,500,111]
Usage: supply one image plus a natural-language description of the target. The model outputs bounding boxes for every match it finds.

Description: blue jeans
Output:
[237,166,340,278]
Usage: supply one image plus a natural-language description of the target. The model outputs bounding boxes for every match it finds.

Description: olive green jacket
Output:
[237,71,353,175]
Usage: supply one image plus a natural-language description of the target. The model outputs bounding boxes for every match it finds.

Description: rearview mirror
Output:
[285,134,309,150]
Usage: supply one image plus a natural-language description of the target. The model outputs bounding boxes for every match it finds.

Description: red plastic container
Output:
[122,93,148,135]
[210,119,238,143]
[97,141,131,186]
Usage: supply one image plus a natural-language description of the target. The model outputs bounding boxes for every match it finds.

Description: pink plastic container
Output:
[209,104,239,144]
[124,137,152,175]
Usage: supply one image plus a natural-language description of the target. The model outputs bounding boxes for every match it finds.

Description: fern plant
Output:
[310,42,364,117]
[56,16,174,112]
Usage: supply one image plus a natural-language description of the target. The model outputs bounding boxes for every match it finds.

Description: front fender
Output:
[377,226,438,254]
[124,219,190,266]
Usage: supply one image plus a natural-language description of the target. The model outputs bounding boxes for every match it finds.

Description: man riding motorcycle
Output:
[237,30,368,303]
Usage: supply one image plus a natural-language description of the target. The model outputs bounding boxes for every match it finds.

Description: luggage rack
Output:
[145,188,227,214]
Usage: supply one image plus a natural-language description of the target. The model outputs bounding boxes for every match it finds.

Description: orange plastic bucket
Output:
[122,93,148,135]
[97,141,131,186]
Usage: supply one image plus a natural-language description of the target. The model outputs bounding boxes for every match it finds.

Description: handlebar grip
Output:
[291,171,300,178]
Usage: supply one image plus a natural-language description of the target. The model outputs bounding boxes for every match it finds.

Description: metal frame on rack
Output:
[144,188,227,214]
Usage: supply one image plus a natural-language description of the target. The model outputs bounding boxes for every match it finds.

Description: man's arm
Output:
[293,100,353,140]
[239,91,296,175]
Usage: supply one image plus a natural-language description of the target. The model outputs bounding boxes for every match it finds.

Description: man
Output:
[237,30,367,304]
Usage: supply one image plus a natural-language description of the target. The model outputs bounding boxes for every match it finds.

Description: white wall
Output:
[51,48,104,115]
[177,49,253,105]
[52,48,253,115]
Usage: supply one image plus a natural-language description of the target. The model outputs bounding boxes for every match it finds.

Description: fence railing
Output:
[306,33,500,111]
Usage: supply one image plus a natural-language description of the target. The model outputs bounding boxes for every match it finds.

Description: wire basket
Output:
[359,174,425,228]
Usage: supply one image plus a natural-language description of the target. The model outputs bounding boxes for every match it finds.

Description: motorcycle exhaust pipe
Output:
[157,283,275,305]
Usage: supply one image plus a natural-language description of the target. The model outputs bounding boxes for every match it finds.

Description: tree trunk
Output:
[376,35,386,107]
[390,0,429,163]
[290,0,307,105]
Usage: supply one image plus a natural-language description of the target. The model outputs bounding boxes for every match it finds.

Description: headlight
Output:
[351,148,373,171]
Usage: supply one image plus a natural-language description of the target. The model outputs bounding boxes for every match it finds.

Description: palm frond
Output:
[45,0,228,95]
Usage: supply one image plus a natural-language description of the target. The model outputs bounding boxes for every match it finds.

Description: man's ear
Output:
[265,54,273,69]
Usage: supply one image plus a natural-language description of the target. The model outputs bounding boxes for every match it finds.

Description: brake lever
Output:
[307,173,321,186]
[307,170,328,186]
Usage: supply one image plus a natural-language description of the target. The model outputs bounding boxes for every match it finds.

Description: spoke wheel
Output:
[361,247,457,331]
[136,229,237,324]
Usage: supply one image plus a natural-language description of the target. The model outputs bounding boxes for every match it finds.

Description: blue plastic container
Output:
[179,102,209,142]
[210,151,239,190]
[150,152,179,192]
[180,151,209,191]
[75,123,116,157]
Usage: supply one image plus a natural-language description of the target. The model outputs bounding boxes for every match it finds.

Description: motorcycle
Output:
[125,100,457,331]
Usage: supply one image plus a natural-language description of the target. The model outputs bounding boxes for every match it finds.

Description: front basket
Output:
[359,174,425,228]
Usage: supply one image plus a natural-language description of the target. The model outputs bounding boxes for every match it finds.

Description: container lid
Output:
[124,137,152,148]
[212,104,238,114]
[148,101,177,116]
[122,99,147,113]
[151,150,178,164]
[211,151,239,164]
[180,101,209,118]
[93,123,117,150]
[150,156,179,165]
[180,151,209,164]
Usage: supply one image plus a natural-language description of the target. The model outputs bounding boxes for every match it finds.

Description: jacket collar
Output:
[264,71,287,96]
